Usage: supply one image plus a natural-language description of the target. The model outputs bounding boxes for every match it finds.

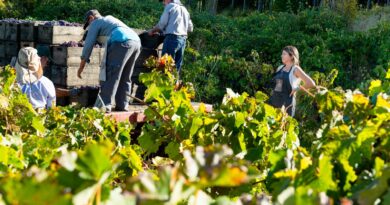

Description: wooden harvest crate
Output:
[20,21,44,41]
[0,22,6,40]
[135,48,158,68]
[52,46,104,67]
[50,64,100,87]
[37,25,84,44]
[5,41,19,58]
[5,22,19,41]
[0,57,9,66]
[20,41,35,49]
[0,41,5,57]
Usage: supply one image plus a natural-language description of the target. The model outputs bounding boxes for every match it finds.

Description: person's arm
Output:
[290,66,316,96]
[294,66,316,89]
[149,5,171,35]
[187,17,194,33]
[77,59,87,79]
[79,22,99,78]
[45,80,56,108]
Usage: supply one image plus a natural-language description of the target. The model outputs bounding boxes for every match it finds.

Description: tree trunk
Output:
[257,0,263,11]
[330,0,336,9]
[367,0,372,8]
[231,0,235,9]
[243,0,247,11]
[207,0,218,15]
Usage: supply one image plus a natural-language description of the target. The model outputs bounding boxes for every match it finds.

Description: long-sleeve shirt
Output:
[19,76,56,109]
[81,15,140,62]
[156,3,193,36]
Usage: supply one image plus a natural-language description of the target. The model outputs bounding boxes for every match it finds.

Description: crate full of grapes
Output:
[0,21,6,40]
[37,21,84,44]
[52,42,104,67]
[20,21,45,41]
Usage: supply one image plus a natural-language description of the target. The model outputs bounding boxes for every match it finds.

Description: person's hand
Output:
[148,29,157,36]
[290,87,300,97]
[77,67,84,79]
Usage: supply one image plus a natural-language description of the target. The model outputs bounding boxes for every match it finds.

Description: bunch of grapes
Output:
[44,20,82,27]
[61,41,83,47]
[60,41,101,48]
[0,18,31,24]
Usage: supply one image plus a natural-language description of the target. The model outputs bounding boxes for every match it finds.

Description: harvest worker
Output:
[77,9,141,113]
[269,46,316,116]
[148,0,193,81]
[15,47,56,109]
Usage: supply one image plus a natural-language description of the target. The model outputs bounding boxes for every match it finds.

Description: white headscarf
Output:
[14,47,43,84]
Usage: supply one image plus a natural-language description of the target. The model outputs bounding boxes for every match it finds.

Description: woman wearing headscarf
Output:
[14,47,56,109]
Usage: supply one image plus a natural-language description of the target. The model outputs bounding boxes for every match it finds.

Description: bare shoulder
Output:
[293,65,304,76]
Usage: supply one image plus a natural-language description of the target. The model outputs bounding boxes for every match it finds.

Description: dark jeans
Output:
[100,40,141,110]
[162,34,187,78]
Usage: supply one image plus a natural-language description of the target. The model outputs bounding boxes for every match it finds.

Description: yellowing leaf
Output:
[376,94,390,110]
[235,112,245,128]
[274,169,298,179]
[190,117,203,136]
[212,167,248,187]
[369,80,382,96]
[340,159,357,191]
[300,157,312,171]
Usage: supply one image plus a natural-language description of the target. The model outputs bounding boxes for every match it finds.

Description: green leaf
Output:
[2,178,71,205]
[310,155,337,191]
[165,142,180,160]
[340,159,357,191]
[237,132,246,152]
[32,116,46,133]
[235,112,245,128]
[190,117,203,136]
[144,84,161,103]
[244,147,264,162]
[76,143,113,181]
[138,132,161,156]
[374,157,385,178]
[119,146,143,174]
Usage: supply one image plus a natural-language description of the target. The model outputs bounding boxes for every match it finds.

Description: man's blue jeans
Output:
[162,34,187,79]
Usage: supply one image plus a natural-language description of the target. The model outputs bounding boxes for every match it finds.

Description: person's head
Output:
[162,0,171,6]
[37,45,51,68]
[15,47,43,84]
[281,46,300,66]
[83,9,102,30]
[162,0,181,6]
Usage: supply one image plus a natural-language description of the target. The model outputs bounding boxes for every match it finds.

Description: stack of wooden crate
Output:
[50,46,104,87]
[0,19,165,106]
[36,24,104,88]
[0,20,23,66]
